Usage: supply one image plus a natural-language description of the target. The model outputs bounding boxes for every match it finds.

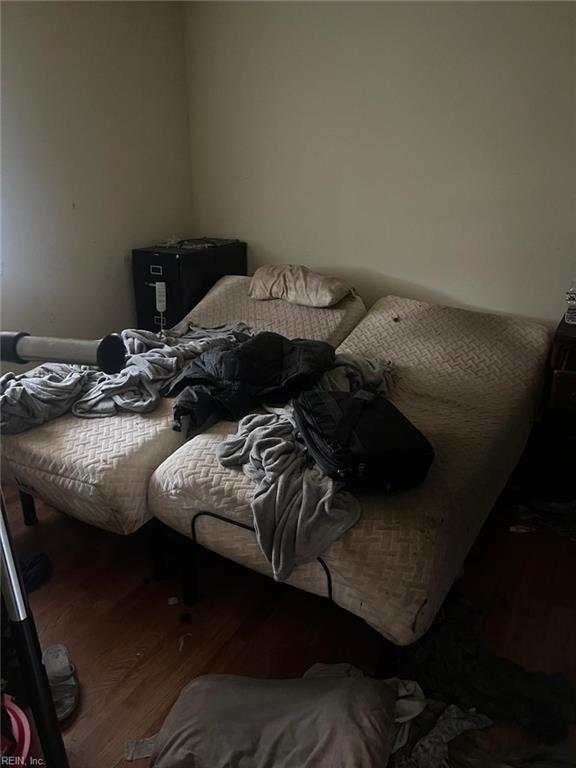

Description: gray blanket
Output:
[0,323,250,434]
[216,354,393,580]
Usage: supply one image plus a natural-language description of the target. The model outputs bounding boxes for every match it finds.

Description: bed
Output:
[1,277,366,535]
[148,295,550,644]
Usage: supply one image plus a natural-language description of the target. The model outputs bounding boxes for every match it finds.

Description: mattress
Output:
[2,277,366,535]
[2,400,181,534]
[182,276,366,346]
[149,296,550,644]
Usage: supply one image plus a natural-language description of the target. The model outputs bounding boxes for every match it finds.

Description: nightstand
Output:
[513,317,576,503]
[548,317,576,414]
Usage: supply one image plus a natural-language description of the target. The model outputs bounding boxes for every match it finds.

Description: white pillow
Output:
[249,264,354,307]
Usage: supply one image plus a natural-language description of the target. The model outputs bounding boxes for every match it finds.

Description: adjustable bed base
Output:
[1,277,366,535]
[2,280,549,645]
[149,296,550,645]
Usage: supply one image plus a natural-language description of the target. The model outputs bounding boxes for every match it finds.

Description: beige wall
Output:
[184,2,576,325]
[1,1,193,342]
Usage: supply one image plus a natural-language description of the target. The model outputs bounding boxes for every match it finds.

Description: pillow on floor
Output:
[249,264,353,307]
[151,673,398,768]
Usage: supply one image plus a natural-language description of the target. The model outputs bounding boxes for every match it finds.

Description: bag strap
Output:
[331,389,376,444]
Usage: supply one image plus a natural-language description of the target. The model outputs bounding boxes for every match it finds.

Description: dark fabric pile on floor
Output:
[398,599,576,747]
[18,552,52,592]
[508,502,576,543]
[390,698,576,768]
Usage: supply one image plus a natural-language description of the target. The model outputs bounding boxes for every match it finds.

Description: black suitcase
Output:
[293,389,434,491]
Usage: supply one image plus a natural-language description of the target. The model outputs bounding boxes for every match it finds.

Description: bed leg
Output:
[19,491,38,526]
[373,635,399,679]
[147,519,169,581]
[179,538,199,607]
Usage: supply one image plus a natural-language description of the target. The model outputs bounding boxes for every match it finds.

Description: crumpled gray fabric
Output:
[393,704,493,768]
[217,409,360,580]
[121,324,248,356]
[0,323,250,433]
[71,325,251,418]
[216,353,393,580]
[317,352,394,395]
[0,364,88,435]
[125,737,157,762]
[70,352,181,418]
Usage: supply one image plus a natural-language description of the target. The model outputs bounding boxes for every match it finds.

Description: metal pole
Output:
[1,494,70,767]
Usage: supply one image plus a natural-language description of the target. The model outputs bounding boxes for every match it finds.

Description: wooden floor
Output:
[4,486,576,767]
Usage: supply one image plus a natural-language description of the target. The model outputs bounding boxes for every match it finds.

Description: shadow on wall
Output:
[332,266,553,328]
[247,251,554,328]
[246,251,455,309]
[322,267,458,310]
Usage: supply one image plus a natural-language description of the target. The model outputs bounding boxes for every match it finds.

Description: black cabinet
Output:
[132,238,247,331]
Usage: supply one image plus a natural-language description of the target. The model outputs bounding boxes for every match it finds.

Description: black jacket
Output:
[163,332,335,437]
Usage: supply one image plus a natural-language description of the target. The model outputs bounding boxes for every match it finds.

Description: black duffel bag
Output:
[293,389,434,491]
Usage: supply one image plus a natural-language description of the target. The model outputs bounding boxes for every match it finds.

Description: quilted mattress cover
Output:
[1,278,366,535]
[2,400,182,534]
[149,296,550,644]
[183,276,366,346]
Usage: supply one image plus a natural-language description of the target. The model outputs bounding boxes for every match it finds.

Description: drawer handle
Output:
[150,265,163,276]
